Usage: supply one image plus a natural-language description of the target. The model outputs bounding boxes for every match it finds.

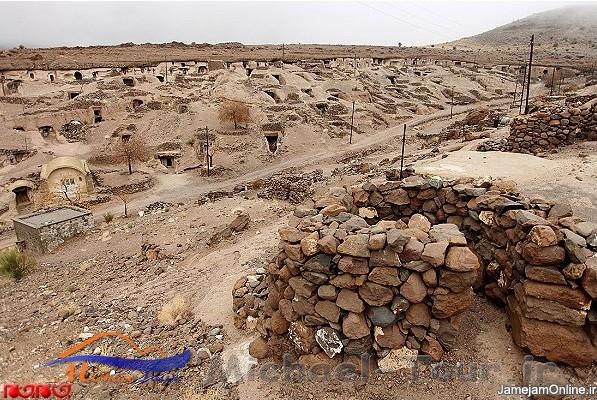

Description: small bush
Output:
[103,212,114,223]
[0,248,36,280]
[158,295,193,326]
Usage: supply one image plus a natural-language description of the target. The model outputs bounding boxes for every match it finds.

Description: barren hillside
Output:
[448,5,597,66]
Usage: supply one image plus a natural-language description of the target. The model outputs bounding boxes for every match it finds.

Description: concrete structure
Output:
[13,206,94,253]
[40,156,95,198]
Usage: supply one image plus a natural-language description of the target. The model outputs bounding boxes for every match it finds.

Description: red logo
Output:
[2,383,71,398]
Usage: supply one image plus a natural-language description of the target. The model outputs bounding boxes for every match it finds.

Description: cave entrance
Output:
[49,74,55,82]
[159,155,175,168]
[74,71,83,80]
[264,90,280,103]
[93,108,103,123]
[132,99,144,109]
[38,126,54,137]
[264,133,279,154]
[68,91,81,100]
[13,187,32,207]
[315,102,329,114]
[122,77,135,87]
[156,75,164,83]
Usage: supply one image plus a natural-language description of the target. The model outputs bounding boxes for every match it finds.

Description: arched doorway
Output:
[13,187,32,207]
[74,71,83,80]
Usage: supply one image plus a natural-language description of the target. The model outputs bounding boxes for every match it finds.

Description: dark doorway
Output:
[246,68,253,77]
[159,156,174,168]
[29,73,34,79]
[74,71,83,80]
[38,126,54,137]
[156,75,164,83]
[123,77,135,87]
[132,99,144,109]
[264,90,280,103]
[93,109,102,123]
[265,134,278,154]
[69,91,80,100]
[13,187,32,207]
[49,74,55,82]
[315,102,328,114]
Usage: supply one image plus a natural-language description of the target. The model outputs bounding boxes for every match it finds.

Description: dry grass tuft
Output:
[179,388,226,400]
[157,295,193,326]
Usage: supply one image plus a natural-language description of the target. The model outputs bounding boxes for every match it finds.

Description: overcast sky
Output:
[0,1,590,49]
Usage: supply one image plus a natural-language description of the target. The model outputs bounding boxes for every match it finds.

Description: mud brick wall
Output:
[508,99,597,155]
[234,175,597,367]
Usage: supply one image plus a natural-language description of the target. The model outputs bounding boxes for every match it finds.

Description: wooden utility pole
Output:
[512,69,520,107]
[519,64,527,114]
[165,56,168,83]
[450,86,455,119]
[205,126,210,177]
[524,34,534,114]
[549,67,556,96]
[349,100,355,144]
[399,124,406,179]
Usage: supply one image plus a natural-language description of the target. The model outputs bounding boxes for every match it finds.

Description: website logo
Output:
[46,331,191,384]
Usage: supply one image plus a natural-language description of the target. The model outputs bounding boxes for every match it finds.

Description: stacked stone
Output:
[235,175,597,367]
[508,99,597,155]
[243,182,482,364]
[232,268,269,330]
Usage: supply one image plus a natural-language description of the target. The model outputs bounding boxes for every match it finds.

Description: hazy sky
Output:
[0,1,590,48]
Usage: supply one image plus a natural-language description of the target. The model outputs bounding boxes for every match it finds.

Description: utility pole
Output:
[165,56,168,83]
[450,85,455,119]
[549,67,556,96]
[205,126,210,177]
[399,124,406,179]
[349,100,355,144]
[524,34,534,115]
[519,64,527,114]
[512,69,519,107]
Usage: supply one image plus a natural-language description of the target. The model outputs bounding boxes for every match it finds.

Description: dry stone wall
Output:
[508,99,597,155]
[234,175,597,367]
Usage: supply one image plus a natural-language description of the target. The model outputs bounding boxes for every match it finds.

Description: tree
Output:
[218,100,251,129]
[113,135,150,174]
[113,189,130,217]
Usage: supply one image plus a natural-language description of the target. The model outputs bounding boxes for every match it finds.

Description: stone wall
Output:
[234,175,597,367]
[38,212,94,253]
[507,99,597,155]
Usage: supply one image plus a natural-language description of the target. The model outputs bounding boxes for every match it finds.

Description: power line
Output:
[357,1,449,41]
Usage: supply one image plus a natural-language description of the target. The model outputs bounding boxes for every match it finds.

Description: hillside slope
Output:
[448,5,597,65]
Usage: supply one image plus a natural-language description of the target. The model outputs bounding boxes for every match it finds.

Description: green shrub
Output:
[103,212,114,223]
[0,248,36,280]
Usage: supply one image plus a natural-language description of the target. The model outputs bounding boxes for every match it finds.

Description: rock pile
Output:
[256,169,324,204]
[508,99,597,155]
[476,138,509,152]
[234,175,597,367]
